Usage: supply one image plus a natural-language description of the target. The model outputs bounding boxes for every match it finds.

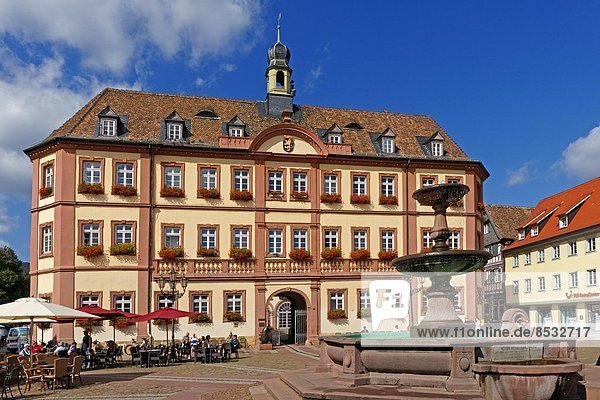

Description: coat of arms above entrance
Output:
[283,135,295,152]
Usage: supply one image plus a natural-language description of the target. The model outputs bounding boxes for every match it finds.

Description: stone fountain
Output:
[275,183,582,400]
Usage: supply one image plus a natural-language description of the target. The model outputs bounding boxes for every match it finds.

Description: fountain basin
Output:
[393,249,491,274]
[472,359,582,400]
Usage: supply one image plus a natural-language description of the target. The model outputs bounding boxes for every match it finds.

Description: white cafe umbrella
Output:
[0,297,97,362]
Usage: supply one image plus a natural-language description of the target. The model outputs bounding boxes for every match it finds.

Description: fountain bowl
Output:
[413,182,470,206]
[393,249,491,275]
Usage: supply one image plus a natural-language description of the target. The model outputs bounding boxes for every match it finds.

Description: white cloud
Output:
[507,162,533,186]
[0,205,17,234]
[304,64,322,93]
[560,124,600,179]
[221,63,237,72]
[0,239,9,248]
[0,0,261,74]
[195,77,208,87]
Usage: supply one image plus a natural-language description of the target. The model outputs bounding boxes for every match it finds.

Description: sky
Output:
[1,1,600,261]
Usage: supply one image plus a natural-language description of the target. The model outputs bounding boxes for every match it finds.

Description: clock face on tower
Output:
[282,135,295,152]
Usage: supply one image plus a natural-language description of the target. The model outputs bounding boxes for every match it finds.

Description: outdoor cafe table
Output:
[139,349,161,368]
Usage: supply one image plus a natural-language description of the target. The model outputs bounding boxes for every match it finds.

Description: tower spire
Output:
[277,13,282,43]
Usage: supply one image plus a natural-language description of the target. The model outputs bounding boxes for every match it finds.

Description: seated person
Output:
[68,342,78,355]
[19,343,31,357]
[93,340,104,352]
[106,340,117,353]
[31,341,43,354]
[229,334,240,350]
[53,342,68,356]
[139,337,150,350]
[190,334,199,346]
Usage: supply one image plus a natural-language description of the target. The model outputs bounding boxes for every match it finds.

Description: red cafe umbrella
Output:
[76,305,128,342]
[131,307,194,347]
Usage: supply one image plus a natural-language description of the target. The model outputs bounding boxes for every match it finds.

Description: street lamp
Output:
[157,268,188,355]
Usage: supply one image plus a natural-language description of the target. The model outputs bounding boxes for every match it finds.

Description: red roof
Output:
[505,176,600,251]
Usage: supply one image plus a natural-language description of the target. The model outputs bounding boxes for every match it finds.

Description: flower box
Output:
[110,243,136,256]
[350,249,370,260]
[158,247,184,259]
[327,309,347,320]
[190,313,212,324]
[152,318,178,326]
[111,185,137,196]
[378,250,398,261]
[289,249,310,260]
[109,317,135,329]
[379,195,398,205]
[291,191,309,201]
[229,248,252,260]
[230,190,253,201]
[160,186,185,198]
[320,193,342,204]
[78,183,104,194]
[75,319,103,328]
[267,191,284,198]
[321,247,342,260]
[224,311,244,322]
[357,308,371,318]
[197,248,219,257]
[197,188,221,199]
[77,245,104,258]
[39,187,53,198]
[350,194,370,204]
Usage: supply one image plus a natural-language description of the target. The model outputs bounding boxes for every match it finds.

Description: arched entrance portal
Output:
[267,290,308,345]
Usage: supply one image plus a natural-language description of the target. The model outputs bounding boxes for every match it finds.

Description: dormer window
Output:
[226,116,246,137]
[531,225,539,237]
[325,123,344,144]
[378,127,396,154]
[229,126,244,137]
[425,131,445,157]
[101,118,116,136]
[559,215,568,229]
[167,123,182,140]
[518,229,525,240]
[328,134,342,144]
[432,141,443,156]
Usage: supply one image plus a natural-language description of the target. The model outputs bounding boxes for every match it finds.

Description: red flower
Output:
[224,311,244,322]
[160,186,185,198]
[291,191,309,201]
[197,188,221,199]
[190,313,212,323]
[229,248,252,260]
[321,247,342,260]
[378,250,398,261]
[77,245,104,258]
[289,249,310,260]
[379,195,398,205]
[327,309,347,320]
[230,190,253,201]
[39,187,53,198]
[350,194,370,204]
[110,243,136,256]
[158,247,184,259]
[320,193,342,204]
[112,185,137,196]
[197,248,219,257]
[78,183,104,194]
[350,249,370,260]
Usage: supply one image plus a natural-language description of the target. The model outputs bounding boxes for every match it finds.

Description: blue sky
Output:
[1,1,599,261]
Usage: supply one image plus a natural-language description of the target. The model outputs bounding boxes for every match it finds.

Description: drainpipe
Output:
[147,144,154,341]
[403,159,411,250]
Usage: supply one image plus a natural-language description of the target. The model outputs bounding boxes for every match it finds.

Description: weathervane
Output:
[277,13,282,42]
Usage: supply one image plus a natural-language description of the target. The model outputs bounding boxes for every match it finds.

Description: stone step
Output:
[263,377,303,400]
[249,384,274,400]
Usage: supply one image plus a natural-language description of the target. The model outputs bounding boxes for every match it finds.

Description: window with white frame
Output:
[431,141,443,156]
[512,280,519,295]
[568,241,578,256]
[353,229,367,250]
[553,274,561,290]
[381,137,394,153]
[200,227,217,249]
[524,252,531,265]
[42,226,52,254]
[228,126,244,137]
[359,289,371,310]
[167,123,182,140]
[234,169,250,191]
[277,301,292,329]
[226,293,243,313]
[164,227,181,248]
[381,230,395,251]
[324,174,338,194]
[115,224,133,244]
[493,269,502,283]
[518,230,525,240]
[44,164,53,189]
[537,249,545,263]
[552,245,560,259]
[164,166,181,188]
[233,228,249,249]
[423,231,433,249]
[116,163,134,187]
[329,291,345,310]
[292,229,308,250]
[569,272,578,288]
[380,176,395,196]
[83,161,102,184]
[524,279,531,293]
[324,229,339,249]
[353,175,367,195]
[101,118,116,136]
[538,276,546,291]
[268,171,284,193]
[327,134,342,144]
[200,168,217,189]
[80,295,99,307]
[531,225,539,237]
[559,215,568,229]
[157,294,173,310]
[292,172,307,193]
[484,223,489,235]
[268,229,283,255]
[82,223,100,246]
[588,269,597,286]
[422,177,435,187]
[512,256,519,267]
[192,294,210,314]
[449,231,461,249]
[586,237,597,253]
[114,295,132,313]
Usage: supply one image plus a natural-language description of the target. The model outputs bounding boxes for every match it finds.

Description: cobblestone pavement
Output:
[15,347,319,399]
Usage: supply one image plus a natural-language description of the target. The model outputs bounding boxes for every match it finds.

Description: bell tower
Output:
[265,15,294,118]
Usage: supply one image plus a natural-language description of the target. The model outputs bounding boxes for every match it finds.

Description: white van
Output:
[6,326,29,353]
